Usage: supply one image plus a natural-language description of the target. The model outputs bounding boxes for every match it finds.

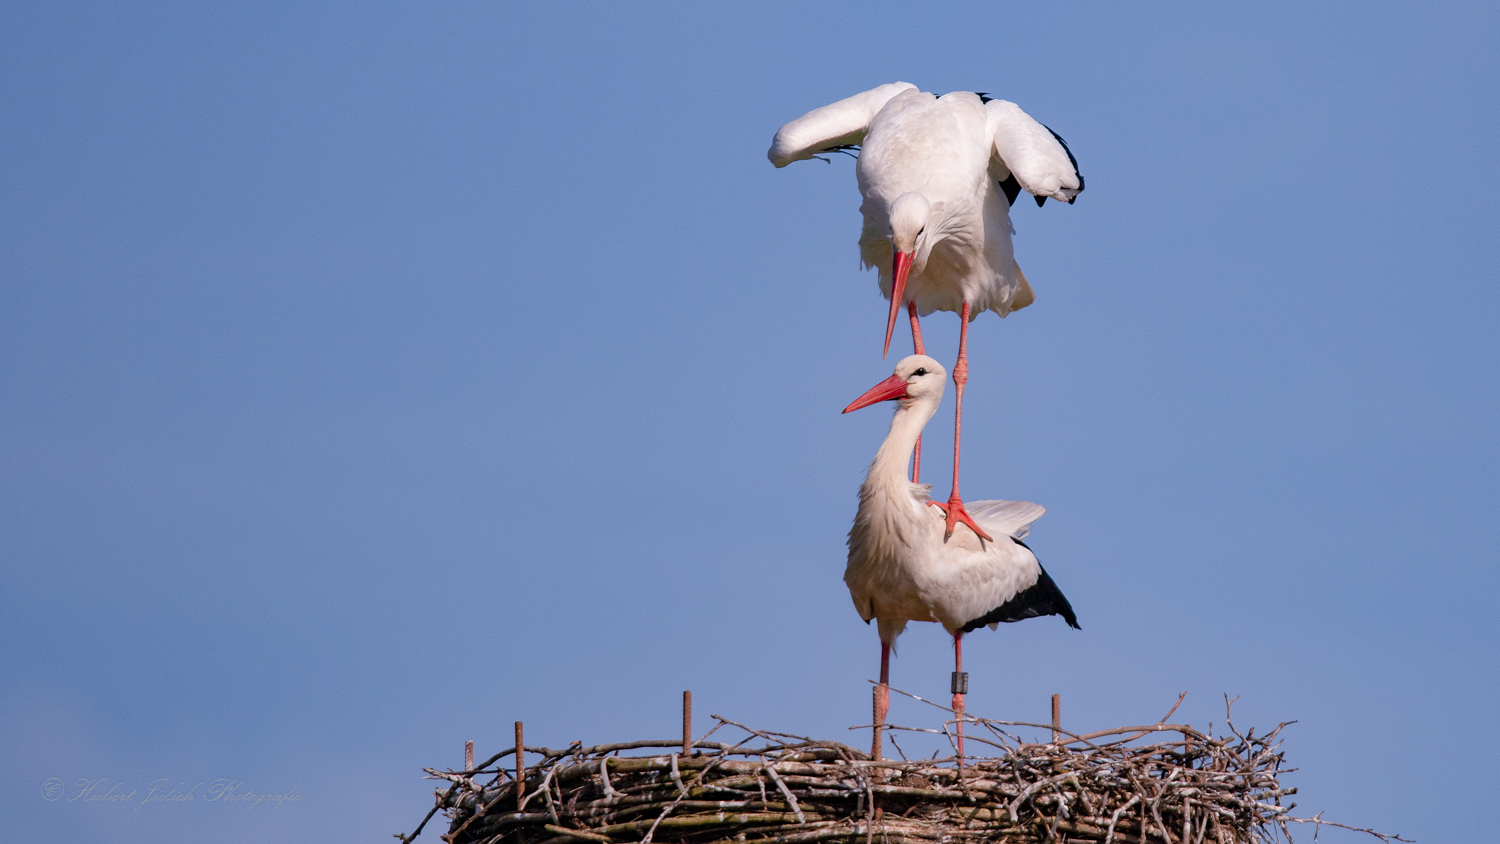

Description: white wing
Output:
[767,82,918,168]
[985,99,1082,204]
[967,499,1046,540]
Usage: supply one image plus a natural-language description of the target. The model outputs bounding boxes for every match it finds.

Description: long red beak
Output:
[843,373,909,414]
[883,250,913,359]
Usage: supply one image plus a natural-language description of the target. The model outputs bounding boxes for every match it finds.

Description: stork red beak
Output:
[883,250,913,359]
[842,373,909,413]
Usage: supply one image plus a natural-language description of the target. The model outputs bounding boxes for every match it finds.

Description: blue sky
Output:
[2,2,1496,841]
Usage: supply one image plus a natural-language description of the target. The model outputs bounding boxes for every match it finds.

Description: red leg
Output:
[952,634,966,762]
[873,642,891,760]
[929,302,992,541]
[908,302,925,483]
[907,300,926,355]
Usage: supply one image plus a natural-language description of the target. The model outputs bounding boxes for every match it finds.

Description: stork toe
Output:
[933,495,992,543]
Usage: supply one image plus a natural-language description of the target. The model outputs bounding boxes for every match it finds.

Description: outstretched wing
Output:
[985,99,1083,205]
[967,499,1046,540]
[767,82,918,168]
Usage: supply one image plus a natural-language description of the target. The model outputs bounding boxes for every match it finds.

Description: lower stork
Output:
[842,355,1080,759]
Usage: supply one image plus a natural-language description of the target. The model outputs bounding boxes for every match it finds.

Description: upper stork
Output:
[770,83,1083,542]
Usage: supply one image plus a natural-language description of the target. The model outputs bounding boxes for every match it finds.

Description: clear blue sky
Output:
[3,2,1496,841]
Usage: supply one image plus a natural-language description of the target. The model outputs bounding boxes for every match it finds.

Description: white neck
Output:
[865,394,940,492]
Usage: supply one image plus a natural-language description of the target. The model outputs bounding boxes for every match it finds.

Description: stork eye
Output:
[913,368,927,376]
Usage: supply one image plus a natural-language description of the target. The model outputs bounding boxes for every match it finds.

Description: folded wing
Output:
[767,82,918,168]
[961,563,1080,633]
[985,99,1083,205]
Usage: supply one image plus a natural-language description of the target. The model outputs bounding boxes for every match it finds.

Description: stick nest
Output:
[400,691,1404,844]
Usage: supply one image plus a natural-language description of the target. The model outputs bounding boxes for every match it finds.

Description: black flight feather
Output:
[818,143,861,160]
[998,174,1022,207]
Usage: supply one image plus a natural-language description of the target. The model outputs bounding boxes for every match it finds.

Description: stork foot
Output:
[929,495,993,543]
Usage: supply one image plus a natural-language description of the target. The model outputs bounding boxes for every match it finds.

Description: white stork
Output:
[843,355,1079,757]
[771,83,1083,543]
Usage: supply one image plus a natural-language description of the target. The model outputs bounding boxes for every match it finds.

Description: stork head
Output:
[888,192,931,254]
[883,193,932,358]
[843,355,946,413]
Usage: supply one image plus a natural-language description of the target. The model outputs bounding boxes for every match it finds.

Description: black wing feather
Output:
[999,175,1022,207]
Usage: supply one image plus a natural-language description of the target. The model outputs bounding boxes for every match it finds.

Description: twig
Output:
[763,763,806,823]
